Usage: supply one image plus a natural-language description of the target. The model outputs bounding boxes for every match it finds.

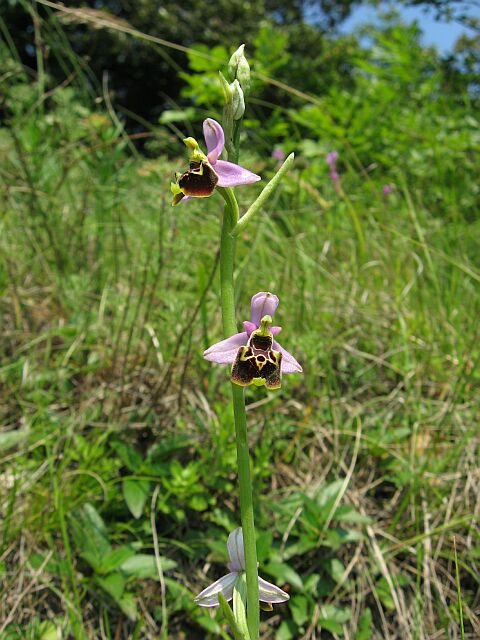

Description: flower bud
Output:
[228,44,245,79]
[231,80,245,120]
[228,44,251,95]
[220,73,245,121]
[219,71,234,102]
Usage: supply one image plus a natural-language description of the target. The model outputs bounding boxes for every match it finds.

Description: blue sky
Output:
[341,2,480,53]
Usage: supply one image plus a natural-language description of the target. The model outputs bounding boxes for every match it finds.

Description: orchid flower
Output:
[171,118,261,205]
[204,292,302,389]
[194,528,289,608]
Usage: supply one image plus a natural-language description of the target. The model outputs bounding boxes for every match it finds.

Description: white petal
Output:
[258,576,290,603]
[227,528,245,572]
[194,572,238,608]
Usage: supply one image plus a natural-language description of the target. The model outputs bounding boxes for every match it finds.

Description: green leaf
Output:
[188,494,208,511]
[316,480,344,508]
[70,503,111,571]
[232,573,249,640]
[159,108,195,124]
[118,592,138,621]
[99,545,136,574]
[318,618,343,634]
[356,608,373,640]
[123,478,150,519]
[327,558,345,583]
[376,577,395,610]
[38,621,61,640]
[334,505,372,525]
[290,595,308,626]
[276,620,297,640]
[218,593,249,640]
[120,553,177,579]
[96,572,125,601]
[319,603,351,623]
[111,440,143,472]
[0,430,27,451]
[265,561,303,591]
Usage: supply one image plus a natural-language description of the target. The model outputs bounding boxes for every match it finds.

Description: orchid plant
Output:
[171,46,301,639]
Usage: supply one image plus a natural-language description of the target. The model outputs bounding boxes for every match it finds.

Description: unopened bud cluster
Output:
[221,44,252,122]
[228,44,251,95]
[220,73,245,121]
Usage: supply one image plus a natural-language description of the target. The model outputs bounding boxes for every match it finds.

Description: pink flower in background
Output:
[171,118,260,205]
[383,184,394,197]
[326,151,341,190]
[272,148,286,163]
[326,151,338,168]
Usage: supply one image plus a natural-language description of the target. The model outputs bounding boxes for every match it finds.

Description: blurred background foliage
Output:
[0,0,479,639]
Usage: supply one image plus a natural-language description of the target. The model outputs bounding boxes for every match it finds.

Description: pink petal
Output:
[214,160,261,188]
[250,292,279,327]
[258,576,290,604]
[203,332,247,365]
[226,528,245,572]
[203,118,225,165]
[243,321,281,336]
[273,339,302,374]
[243,321,257,336]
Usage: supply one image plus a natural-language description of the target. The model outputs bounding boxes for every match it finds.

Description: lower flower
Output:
[194,528,289,608]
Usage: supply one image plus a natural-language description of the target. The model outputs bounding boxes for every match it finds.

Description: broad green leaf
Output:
[319,604,351,623]
[276,620,297,640]
[97,572,125,601]
[99,545,136,574]
[123,478,150,519]
[159,108,195,124]
[265,562,303,592]
[38,621,61,640]
[318,618,343,635]
[120,553,177,579]
[334,505,372,525]
[118,592,138,621]
[110,440,142,472]
[315,480,344,508]
[327,558,346,583]
[356,608,373,640]
[70,503,111,571]
[290,595,308,626]
[0,430,27,451]
[376,577,395,610]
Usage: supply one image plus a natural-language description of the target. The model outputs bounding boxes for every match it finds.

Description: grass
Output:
[0,12,479,640]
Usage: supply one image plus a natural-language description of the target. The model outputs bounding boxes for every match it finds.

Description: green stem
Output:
[218,187,259,640]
